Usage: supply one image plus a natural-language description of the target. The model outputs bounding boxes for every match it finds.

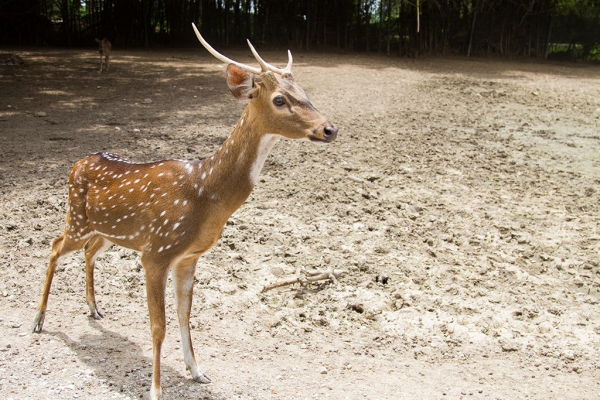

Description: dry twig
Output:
[261,268,347,292]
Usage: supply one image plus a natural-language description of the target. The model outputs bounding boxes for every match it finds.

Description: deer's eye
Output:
[273,96,286,107]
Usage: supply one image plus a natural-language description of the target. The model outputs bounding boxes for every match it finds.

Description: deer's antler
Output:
[246,39,293,75]
[192,23,292,75]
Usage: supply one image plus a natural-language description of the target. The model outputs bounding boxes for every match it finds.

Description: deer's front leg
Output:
[172,256,211,384]
[143,259,169,400]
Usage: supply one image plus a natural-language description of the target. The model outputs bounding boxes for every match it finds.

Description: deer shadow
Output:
[44,318,225,399]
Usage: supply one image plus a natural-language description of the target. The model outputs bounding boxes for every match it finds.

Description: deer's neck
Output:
[198,106,278,212]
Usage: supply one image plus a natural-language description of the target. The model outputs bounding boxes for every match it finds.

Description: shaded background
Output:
[1,0,599,60]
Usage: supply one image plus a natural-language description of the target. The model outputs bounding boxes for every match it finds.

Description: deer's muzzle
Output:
[310,123,338,143]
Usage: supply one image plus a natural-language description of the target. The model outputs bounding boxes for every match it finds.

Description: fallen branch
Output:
[261,268,347,292]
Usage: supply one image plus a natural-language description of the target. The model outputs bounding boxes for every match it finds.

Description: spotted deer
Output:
[33,23,338,400]
[95,37,111,72]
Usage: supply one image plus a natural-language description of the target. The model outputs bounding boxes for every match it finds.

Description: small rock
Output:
[538,321,553,334]
[562,349,576,360]
[220,283,237,294]
[142,98,153,104]
[499,338,521,352]
[319,366,328,374]
[34,111,47,117]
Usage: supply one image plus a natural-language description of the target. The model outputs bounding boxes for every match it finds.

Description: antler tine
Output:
[284,50,293,74]
[246,39,293,75]
[192,23,261,75]
[246,39,269,72]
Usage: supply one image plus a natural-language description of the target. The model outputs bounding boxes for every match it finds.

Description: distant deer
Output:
[33,23,338,400]
[95,37,111,72]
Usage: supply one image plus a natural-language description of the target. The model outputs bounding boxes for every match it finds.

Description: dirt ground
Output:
[0,46,599,400]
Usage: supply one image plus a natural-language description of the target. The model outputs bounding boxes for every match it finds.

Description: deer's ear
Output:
[227,64,256,100]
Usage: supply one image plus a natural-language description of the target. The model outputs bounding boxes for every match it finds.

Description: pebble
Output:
[538,321,553,334]
[34,111,47,117]
[499,338,521,352]
[220,283,237,294]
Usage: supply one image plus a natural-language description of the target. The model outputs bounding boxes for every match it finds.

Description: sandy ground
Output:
[0,47,599,399]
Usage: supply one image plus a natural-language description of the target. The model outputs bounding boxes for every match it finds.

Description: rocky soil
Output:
[0,47,599,399]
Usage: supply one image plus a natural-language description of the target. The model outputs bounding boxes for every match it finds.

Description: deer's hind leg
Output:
[32,231,90,333]
[84,235,113,319]
[33,190,95,333]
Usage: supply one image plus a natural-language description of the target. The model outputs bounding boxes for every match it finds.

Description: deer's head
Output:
[192,23,338,144]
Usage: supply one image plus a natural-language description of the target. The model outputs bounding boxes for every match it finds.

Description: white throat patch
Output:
[250,134,279,185]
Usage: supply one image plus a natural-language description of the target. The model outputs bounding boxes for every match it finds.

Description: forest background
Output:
[1,0,599,61]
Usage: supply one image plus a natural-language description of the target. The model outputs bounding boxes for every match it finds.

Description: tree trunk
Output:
[378,1,383,53]
[467,7,477,57]
[544,16,553,60]
[386,0,392,56]
[306,1,310,49]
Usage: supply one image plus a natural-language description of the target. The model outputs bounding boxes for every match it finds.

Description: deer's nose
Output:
[323,125,338,142]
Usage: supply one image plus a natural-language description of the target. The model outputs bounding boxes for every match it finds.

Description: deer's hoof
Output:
[91,310,104,320]
[32,310,45,333]
[193,373,211,384]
